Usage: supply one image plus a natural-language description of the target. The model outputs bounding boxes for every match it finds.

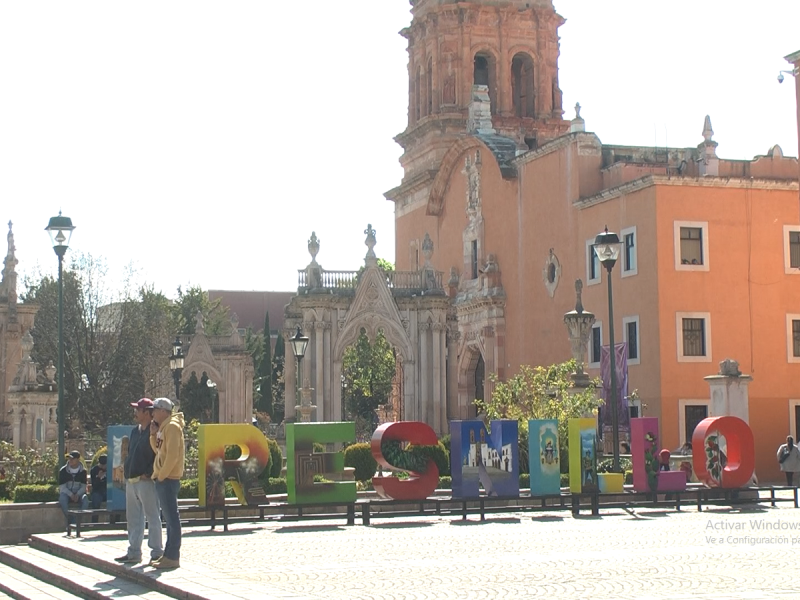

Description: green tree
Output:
[272,333,285,423]
[257,312,273,417]
[474,360,602,472]
[342,330,395,438]
[23,254,174,434]
[173,285,230,335]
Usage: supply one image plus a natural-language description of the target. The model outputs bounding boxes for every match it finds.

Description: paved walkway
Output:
[44,497,800,600]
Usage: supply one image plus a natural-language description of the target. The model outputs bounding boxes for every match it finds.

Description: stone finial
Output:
[483,253,499,273]
[702,115,714,142]
[448,267,459,287]
[422,233,434,267]
[570,102,585,133]
[195,310,205,334]
[230,312,239,330]
[575,279,584,314]
[364,224,377,260]
[45,360,56,384]
[308,232,320,263]
[719,359,742,377]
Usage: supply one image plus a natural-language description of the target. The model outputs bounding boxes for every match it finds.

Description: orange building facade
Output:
[387,0,800,481]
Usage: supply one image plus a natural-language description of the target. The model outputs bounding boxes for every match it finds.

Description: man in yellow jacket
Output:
[149,398,185,570]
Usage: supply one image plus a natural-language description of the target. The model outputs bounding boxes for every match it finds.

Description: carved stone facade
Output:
[180,312,254,424]
[284,227,454,435]
[1,220,58,451]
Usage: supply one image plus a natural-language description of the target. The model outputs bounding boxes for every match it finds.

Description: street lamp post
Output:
[45,212,75,467]
[594,227,623,473]
[169,337,185,400]
[289,326,309,417]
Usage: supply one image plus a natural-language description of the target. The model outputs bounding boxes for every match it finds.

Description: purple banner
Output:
[600,342,629,432]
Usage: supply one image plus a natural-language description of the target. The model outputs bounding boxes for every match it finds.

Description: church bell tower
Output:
[386,0,569,211]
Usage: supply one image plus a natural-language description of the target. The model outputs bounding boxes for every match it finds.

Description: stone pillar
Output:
[323,323,331,422]
[446,330,460,423]
[432,323,442,433]
[314,321,324,421]
[419,323,429,424]
[704,359,752,423]
[284,331,296,421]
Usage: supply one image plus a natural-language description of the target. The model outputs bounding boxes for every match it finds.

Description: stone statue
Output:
[364,224,377,259]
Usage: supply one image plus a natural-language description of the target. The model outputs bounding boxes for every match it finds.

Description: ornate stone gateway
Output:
[283,227,458,435]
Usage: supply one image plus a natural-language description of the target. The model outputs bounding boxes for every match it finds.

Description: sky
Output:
[1,1,798,300]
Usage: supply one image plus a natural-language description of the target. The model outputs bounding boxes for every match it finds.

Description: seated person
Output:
[658,449,671,471]
[90,455,108,508]
[90,454,108,523]
[58,451,89,526]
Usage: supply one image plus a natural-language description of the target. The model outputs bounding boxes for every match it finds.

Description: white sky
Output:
[1,1,798,299]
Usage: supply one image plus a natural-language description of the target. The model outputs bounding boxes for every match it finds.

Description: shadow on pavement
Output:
[273,525,346,534]
[450,517,521,526]
[369,521,435,530]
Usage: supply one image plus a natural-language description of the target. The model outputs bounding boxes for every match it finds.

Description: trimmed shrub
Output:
[517,429,529,475]
[179,479,199,499]
[519,473,530,489]
[343,443,378,481]
[313,442,325,453]
[264,477,287,495]
[597,457,632,474]
[560,473,570,488]
[439,434,451,457]
[267,438,283,478]
[437,476,452,490]
[0,480,8,500]
[224,445,242,460]
[13,484,59,503]
[91,446,108,467]
[624,470,633,485]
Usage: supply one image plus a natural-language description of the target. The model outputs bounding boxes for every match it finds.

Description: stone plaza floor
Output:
[47,495,800,600]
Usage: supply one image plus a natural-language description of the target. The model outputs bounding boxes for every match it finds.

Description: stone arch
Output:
[511,51,535,118]
[334,316,413,366]
[182,362,224,393]
[426,136,489,216]
[457,339,487,420]
[471,46,498,115]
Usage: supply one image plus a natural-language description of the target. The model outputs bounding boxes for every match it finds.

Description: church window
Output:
[511,53,535,118]
[474,55,489,86]
[473,52,497,114]
[414,67,422,123]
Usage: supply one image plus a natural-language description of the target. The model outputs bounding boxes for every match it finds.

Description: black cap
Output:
[98,455,107,465]
[68,450,81,459]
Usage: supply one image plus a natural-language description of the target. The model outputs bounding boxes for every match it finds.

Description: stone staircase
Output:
[0,535,206,600]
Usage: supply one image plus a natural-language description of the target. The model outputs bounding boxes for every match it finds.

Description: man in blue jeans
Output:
[150,398,185,570]
[115,398,163,566]
[58,450,89,531]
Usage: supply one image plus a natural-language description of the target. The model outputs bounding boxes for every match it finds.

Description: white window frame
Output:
[674,220,709,271]
[588,322,602,368]
[678,398,711,446]
[586,238,601,286]
[786,314,800,363]
[789,399,800,442]
[620,226,638,278]
[783,225,800,275]
[676,311,712,363]
[622,315,640,366]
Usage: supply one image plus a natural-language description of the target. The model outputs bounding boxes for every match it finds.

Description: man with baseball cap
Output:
[149,397,185,569]
[58,450,89,530]
[115,398,163,565]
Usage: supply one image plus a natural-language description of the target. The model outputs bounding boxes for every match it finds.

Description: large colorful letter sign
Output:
[630,418,686,493]
[286,422,356,505]
[568,419,597,493]
[371,421,439,500]
[692,416,755,488]
[107,425,131,511]
[528,420,560,495]
[451,420,519,498]
[198,424,271,507]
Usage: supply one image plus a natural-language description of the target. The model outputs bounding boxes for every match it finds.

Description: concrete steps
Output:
[0,544,175,600]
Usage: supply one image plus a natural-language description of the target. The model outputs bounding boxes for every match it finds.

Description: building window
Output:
[427,58,433,116]
[783,226,800,274]
[680,227,703,265]
[589,323,602,367]
[586,239,600,285]
[786,314,800,363]
[621,226,637,277]
[683,404,708,445]
[674,221,709,271]
[676,312,711,362]
[623,316,640,365]
[682,318,705,356]
[791,400,800,443]
[471,239,478,279]
[473,52,496,114]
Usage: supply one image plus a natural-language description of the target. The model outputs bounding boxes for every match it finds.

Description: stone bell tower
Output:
[386,0,569,211]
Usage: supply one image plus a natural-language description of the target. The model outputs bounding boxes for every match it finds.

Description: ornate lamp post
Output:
[169,337,185,400]
[289,326,310,420]
[45,212,75,467]
[594,227,622,473]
